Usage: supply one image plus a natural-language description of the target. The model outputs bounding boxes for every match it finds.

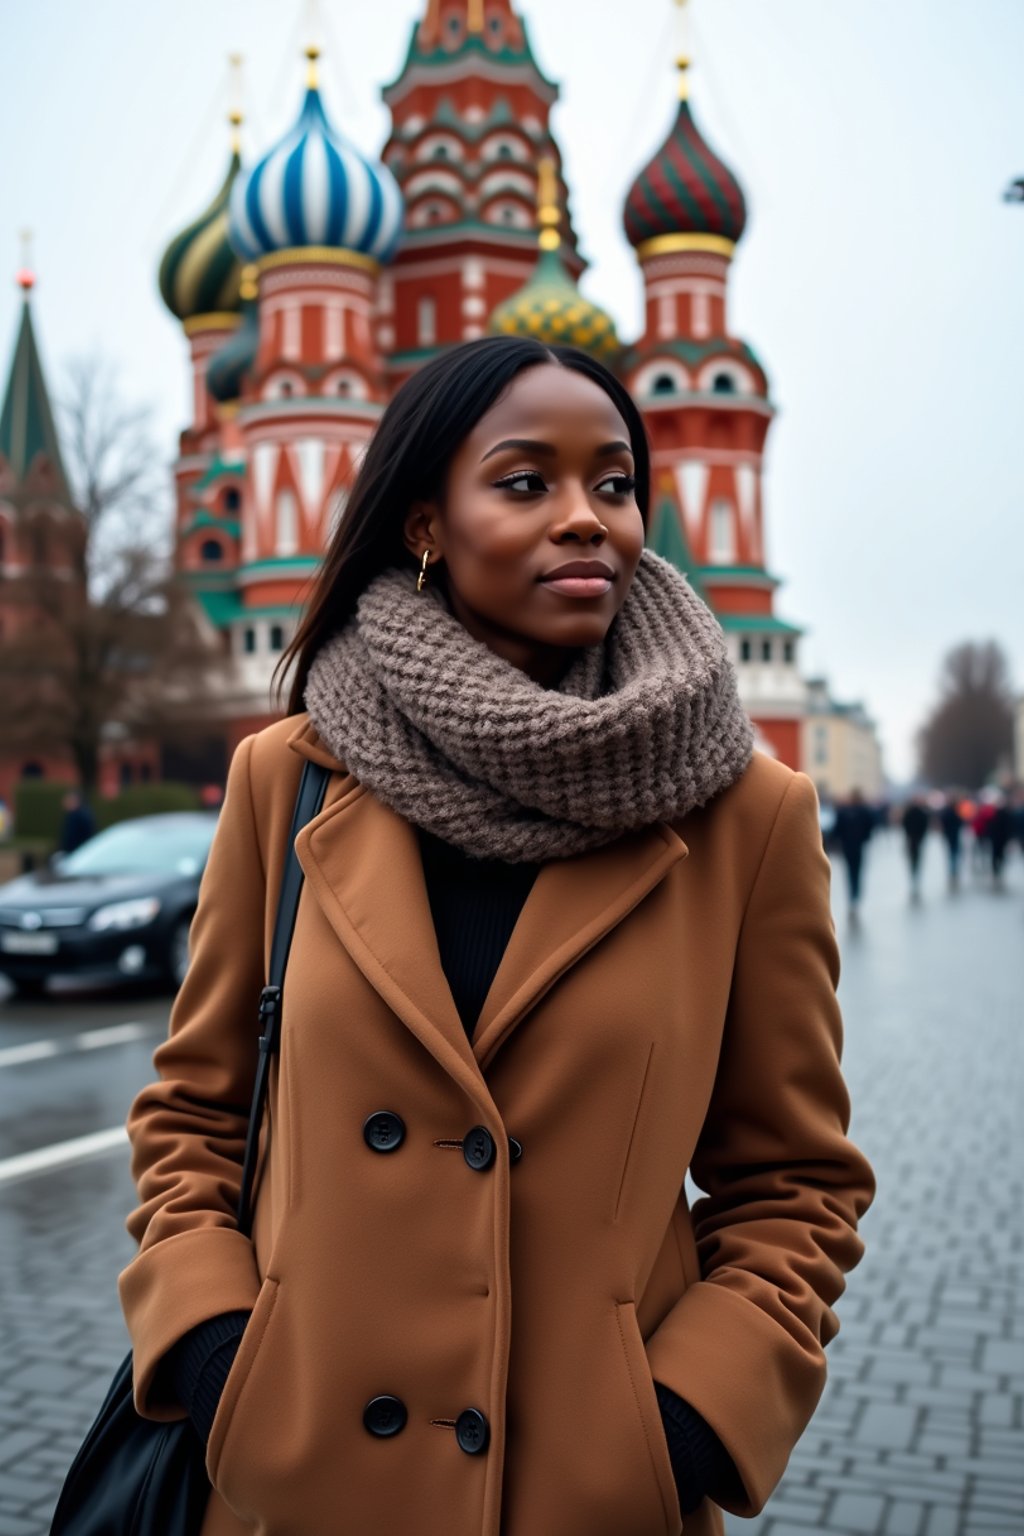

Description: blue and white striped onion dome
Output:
[229,79,403,266]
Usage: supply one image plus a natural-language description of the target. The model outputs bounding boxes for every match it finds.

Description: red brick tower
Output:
[379,0,585,388]
[622,0,806,766]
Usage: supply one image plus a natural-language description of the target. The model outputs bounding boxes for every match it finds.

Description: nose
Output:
[551,484,607,543]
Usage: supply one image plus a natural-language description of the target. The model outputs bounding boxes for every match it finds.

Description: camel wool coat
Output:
[118,712,874,1536]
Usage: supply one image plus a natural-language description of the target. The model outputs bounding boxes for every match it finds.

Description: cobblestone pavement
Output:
[0,831,1021,1536]
[725,832,1024,1536]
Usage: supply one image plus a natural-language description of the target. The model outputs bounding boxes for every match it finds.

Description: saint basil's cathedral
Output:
[2,0,816,795]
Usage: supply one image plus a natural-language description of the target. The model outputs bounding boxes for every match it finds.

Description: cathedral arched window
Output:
[200,539,224,563]
[740,638,751,662]
[269,623,285,652]
[761,638,773,662]
[783,640,795,664]
[29,520,47,566]
[712,372,737,394]
[242,627,256,655]
[223,487,241,511]
[651,373,677,396]
[418,296,437,347]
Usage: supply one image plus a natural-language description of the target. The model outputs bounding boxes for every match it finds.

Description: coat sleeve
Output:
[644,770,875,1515]
[117,734,268,1420]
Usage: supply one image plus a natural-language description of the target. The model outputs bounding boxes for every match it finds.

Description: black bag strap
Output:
[236,757,331,1236]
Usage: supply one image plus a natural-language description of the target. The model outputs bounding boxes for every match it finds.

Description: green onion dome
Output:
[207,265,259,404]
[489,161,618,360]
[158,144,244,326]
[623,64,746,259]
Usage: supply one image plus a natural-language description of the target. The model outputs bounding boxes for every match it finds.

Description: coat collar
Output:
[287,716,689,1093]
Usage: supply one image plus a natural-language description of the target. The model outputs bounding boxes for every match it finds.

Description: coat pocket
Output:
[614,1300,683,1536]
[205,1275,280,1497]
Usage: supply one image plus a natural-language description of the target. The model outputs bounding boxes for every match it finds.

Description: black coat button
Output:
[508,1136,523,1164]
[363,1111,406,1153]
[363,1395,407,1437]
[455,1408,490,1455]
[463,1126,496,1171]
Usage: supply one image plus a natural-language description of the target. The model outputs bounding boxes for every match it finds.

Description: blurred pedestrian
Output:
[58,790,96,853]
[1013,787,1024,856]
[988,796,1015,890]
[833,787,875,919]
[971,799,995,876]
[937,793,965,890]
[901,795,930,900]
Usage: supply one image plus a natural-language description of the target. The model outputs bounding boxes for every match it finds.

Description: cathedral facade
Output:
[158,0,807,766]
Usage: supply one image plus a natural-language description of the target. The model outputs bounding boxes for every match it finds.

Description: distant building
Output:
[0,267,80,806]
[156,0,820,768]
[802,677,885,802]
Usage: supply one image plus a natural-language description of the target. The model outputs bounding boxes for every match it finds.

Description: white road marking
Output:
[0,1125,129,1185]
[0,1039,61,1067]
[0,1021,157,1069]
[77,1022,153,1051]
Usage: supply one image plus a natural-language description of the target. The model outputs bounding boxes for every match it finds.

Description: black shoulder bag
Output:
[49,758,331,1536]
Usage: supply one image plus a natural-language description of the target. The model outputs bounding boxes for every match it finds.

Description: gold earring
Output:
[416,548,431,593]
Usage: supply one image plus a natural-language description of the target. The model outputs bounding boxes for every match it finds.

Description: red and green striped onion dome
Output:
[623,96,747,258]
[158,147,243,327]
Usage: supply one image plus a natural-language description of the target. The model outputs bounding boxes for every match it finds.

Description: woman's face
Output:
[403,363,645,686]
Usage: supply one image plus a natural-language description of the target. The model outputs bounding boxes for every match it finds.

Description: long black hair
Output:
[275,335,651,713]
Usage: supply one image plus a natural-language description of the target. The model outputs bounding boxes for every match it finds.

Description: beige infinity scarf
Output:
[304,550,754,862]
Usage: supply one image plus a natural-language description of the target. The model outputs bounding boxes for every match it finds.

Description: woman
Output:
[118,337,874,1536]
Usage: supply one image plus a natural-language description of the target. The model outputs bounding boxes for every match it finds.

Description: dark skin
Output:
[402,364,645,688]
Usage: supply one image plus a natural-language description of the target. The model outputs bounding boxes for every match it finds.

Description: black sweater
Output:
[164,828,736,1514]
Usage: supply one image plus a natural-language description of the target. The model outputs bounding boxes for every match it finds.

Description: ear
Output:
[402,500,443,563]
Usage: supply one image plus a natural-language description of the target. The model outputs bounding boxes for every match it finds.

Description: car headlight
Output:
[87,897,162,932]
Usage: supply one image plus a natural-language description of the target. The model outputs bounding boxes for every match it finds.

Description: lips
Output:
[539,560,615,582]
[538,559,615,600]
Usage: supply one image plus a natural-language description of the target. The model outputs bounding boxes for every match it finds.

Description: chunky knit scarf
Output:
[304,549,754,862]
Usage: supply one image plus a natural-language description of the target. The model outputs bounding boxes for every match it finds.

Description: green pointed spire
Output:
[647,482,706,600]
[0,272,69,494]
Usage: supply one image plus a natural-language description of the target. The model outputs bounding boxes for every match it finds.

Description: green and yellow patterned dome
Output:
[489,161,618,360]
[158,115,244,329]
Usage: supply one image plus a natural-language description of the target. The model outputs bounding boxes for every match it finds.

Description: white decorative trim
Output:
[676,460,709,546]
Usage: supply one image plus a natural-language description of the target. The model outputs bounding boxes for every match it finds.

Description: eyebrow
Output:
[479,437,633,463]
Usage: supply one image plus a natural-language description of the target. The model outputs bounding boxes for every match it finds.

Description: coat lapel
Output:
[290,766,486,1105]
[470,825,688,1071]
[287,718,689,1084]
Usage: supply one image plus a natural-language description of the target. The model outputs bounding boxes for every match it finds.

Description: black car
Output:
[0,811,218,998]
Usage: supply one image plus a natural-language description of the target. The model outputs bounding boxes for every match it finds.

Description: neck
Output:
[440,583,578,688]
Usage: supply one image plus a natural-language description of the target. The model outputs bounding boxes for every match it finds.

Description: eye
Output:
[494,470,547,495]
[595,472,637,498]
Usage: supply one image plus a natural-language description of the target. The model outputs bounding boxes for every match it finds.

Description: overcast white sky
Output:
[3,0,1022,784]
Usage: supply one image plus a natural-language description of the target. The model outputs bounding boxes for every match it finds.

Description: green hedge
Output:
[13,782,72,842]
[11,780,203,842]
[97,784,202,828]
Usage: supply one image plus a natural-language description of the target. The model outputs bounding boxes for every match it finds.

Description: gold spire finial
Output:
[537,157,560,252]
[305,43,321,90]
[239,263,259,302]
[16,229,35,291]
[228,53,244,152]
[674,0,691,101]
[467,0,484,31]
